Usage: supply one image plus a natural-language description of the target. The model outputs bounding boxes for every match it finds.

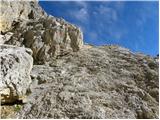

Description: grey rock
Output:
[0,32,13,44]
[0,0,158,119]
[0,45,33,104]
[12,45,158,119]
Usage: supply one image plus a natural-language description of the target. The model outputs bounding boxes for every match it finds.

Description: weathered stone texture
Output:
[0,0,46,32]
[0,45,33,104]
[0,0,158,119]
[0,0,83,64]
[13,45,158,119]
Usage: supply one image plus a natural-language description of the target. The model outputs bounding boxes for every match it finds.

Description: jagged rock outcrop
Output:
[0,0,159,119]
[0,0,83,64]
[0,45,33,104]
[0,0,46,32]
[6,16,83,64]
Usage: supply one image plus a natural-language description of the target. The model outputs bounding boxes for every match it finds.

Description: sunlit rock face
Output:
[14,45,158,119]
[6,16,83,64]
[0,0,83,64]
[0,45,33,104]
[0,0,159,119]
[0,0,46,32]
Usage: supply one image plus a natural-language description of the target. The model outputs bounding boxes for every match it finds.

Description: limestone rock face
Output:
[0,45,33,104]
[0,0,46,32]
[6,16,83,64]
[0,0,159,119]
[12,45,158,119]
[0,0,83,64]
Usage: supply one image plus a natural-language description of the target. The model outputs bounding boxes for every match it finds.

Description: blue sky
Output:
[39,1,159,56]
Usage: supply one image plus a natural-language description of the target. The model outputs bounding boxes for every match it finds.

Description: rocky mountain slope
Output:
[0,0,159,119]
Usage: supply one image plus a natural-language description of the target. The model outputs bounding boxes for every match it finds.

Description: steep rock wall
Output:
[0,0,83,64]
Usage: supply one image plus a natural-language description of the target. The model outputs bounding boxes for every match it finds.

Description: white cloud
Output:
[70,1,89,23]
[92,4,125,40]
[98,5,118,22]
[136,4,158,27]
[69,8,89,23]
[69,2,126,41]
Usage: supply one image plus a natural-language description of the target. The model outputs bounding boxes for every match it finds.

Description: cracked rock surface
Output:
[0,0,159,119]
[12,45,158,119]
[0,45,33,104]
[0,0,46,32]
[0,0,83,64]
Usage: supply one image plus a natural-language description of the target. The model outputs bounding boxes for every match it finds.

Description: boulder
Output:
[0,45,33,104]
